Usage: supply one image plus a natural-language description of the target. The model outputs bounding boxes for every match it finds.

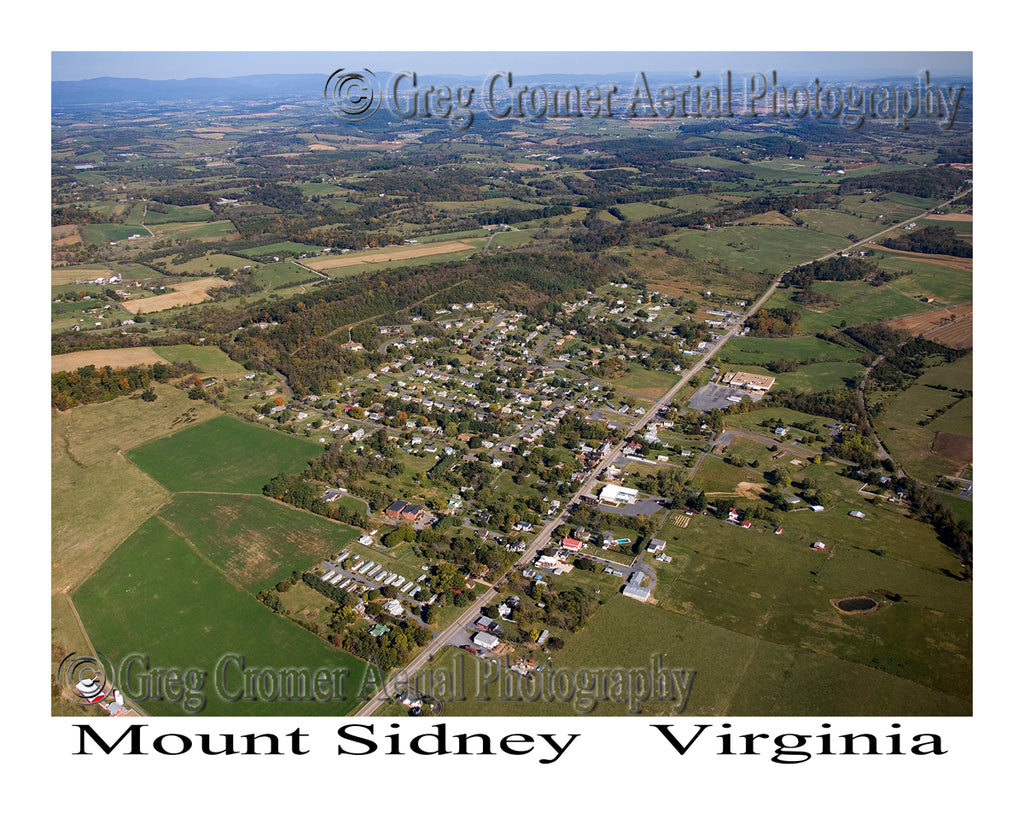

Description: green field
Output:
[614,202,677,221]
[662,225,846,274]
[150,220,238,239]
[152,344,249,376]
[874,254,973,305]
[159,252,252,276]
[156,493,360,592]
[126,414,323,494]
[718,335,861,366]
[413,580,968,716]
[611,365,680,398]
[873,354,972,481]
[767,281,933,334]
[80,223,150,243]
[794,207,875,240]
[72,516,371,717]
[253,261,322,289]
[242,241,327,256]
[658,193,729,213]
[143,204,213,224]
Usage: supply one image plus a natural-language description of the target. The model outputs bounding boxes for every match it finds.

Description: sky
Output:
[51,51,972,83]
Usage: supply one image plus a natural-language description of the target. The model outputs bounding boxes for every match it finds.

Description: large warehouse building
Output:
[720,371,776,392]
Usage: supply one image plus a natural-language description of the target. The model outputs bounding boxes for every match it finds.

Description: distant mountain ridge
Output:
[52,74,330,106]
[53,70,973,108]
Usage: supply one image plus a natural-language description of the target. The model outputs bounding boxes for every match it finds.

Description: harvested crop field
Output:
[51,347,169,373]
[932,431,972,462]
[52,225,82,246]
[305,241,476,271]
[120,278,232,314]
[888,304,972,349]
[51,266,112,286]
[928,213,973,222]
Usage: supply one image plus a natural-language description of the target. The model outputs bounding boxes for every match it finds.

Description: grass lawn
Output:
[126,414,323,494]
[610,365,680,399]
[72,516,372,717]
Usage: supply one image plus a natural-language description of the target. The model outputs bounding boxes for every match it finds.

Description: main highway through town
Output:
[353,187,972,716]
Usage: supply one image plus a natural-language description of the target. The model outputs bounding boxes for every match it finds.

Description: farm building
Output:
[646,538,667,553]
[622,584,651,603]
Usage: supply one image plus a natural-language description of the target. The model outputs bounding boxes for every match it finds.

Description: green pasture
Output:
[151,344,249,376]
[718,335,861,367]
[160,253,252,276]
[149,220,238,239]
[80,223,149,243]
[126,414,323,494]
[253,261,322,289]
[658,193,729,212]
[157,493,360,592]
[614,202,677,221]
[661,225,845,274]
[143,204,213,224]
[72,516,370,717]
[794,208,875,240]
[920,216,973,235]
[242,241,326,256]
[766,281,932,334]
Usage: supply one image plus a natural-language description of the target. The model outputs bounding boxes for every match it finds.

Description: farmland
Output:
[72,516,371,717]
[51,63,973,722]
[125,414,323,494]
[157,493,360,592]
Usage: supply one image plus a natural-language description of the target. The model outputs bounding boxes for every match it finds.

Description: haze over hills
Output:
[52,68,972,107]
